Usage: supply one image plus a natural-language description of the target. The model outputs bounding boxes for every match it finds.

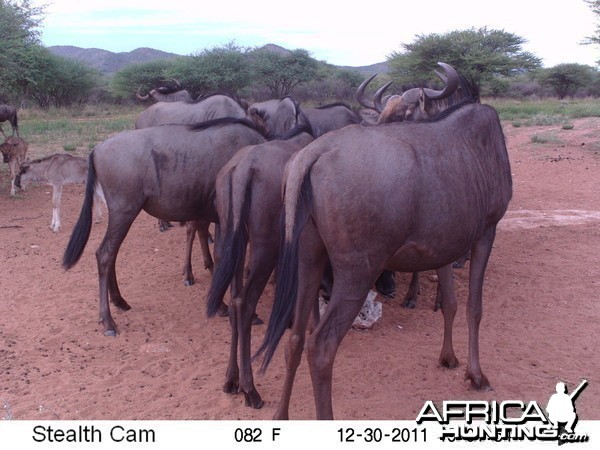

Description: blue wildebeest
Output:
[134,92,254,130]
[206,95,377,409]
[248,97,362,139]
[16,153,104,232]
[136,78,193,103]
[206,116,315,409]
[134,92,266,287]
[62,118,267,336]
[0,104,19,138]
[256,95,512,419]
[354,63,469,308]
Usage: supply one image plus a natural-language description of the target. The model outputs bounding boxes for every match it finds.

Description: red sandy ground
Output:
[0,117,599,421]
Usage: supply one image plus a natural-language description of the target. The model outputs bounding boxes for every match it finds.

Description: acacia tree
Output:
[387,27,541,91]
[250,48,319,97]
[537,63,596,99]
[111,60,176,101]
[0,0,44,101]
[584,0,600,46]
[170,42,252,95]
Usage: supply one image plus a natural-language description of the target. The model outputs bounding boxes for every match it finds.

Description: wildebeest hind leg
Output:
[237,244,277,409]
[274,226,327,420]
[307,273,374,420]
[464,226,496,391]
[436,264,459,368]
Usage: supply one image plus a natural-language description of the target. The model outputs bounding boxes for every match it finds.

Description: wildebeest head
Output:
[247,97,303,139]
[136,78,192,102]
[1,137,22,163]
[376,63,460,123]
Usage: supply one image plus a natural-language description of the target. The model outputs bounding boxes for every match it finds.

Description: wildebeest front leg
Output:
[402,271,421,308]
[464,226,496,391]
[436,264,459,368]
[182,221,197,286]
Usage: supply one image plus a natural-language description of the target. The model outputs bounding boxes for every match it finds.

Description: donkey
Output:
[16,153,104,232]
[1,136,28,196]
[256,100,512,419]
[0,104,19,137]
[62,118,267,336]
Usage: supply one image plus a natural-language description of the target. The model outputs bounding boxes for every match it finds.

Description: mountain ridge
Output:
[47,44,389,76]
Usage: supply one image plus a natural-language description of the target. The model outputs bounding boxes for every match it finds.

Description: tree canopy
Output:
[387,27,542,91]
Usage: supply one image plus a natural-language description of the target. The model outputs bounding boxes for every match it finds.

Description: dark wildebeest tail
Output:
[205,166,251,317]
[62,153,96,270]
[255,166,314,374]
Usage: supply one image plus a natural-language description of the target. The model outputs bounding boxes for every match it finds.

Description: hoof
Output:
[223,380,239,395]
[402,298,417,309]
[439,355,460,369]
[465,371,493,391]
[112,298,131,311]
[104,329,117,337]
[244,390,264,409]
[252,314,264,326]
[184,279,194,287]
[217,303,229,317]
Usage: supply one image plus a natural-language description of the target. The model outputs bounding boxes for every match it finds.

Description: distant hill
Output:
[48,46,181,74]
[48,44,388,76]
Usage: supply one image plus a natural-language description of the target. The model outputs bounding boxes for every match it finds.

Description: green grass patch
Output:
[486,98,600,126]
[17,105,142,157]
[530,132,563,144]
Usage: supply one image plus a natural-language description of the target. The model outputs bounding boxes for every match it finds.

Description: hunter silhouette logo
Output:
[416,379,590,443]
[546,379,588,443]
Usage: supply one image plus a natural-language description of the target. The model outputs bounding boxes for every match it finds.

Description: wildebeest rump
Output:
[205,123,315,409]
[16,153,104,232]
[256,101,512,419]
[62,118,267,336]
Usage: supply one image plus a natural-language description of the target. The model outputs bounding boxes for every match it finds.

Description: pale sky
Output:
[33,0,599,68]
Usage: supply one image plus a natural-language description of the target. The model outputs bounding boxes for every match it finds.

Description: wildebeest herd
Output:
[2,63,512,419]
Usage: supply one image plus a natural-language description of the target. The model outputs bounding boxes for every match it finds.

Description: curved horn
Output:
[422,62,459,100]
[373,81,393,113]
[165,77,183,90]
[355,74,378,110]
[136,86,150,100]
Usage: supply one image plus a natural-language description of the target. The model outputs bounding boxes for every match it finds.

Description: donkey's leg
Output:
[50,184,62,232]
[96,209,140,336]
[274,224,327,420]
[236,240,278,409]
[464,226,496,391]
[182,221,196,286]
[436,264,459,368]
